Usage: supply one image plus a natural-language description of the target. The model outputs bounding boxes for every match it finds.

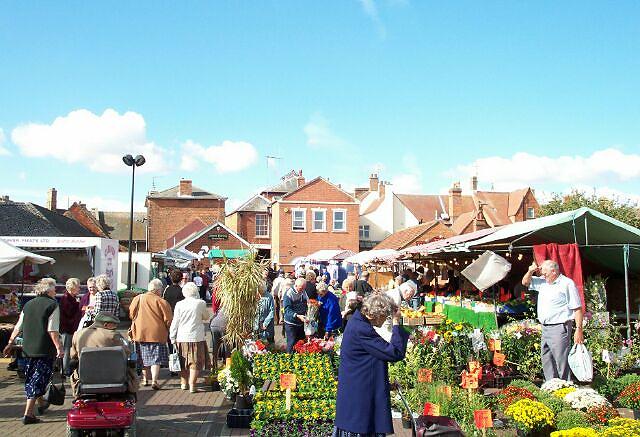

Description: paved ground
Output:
[0,320,410,437]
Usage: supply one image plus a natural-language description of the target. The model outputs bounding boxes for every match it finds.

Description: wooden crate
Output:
[402,316,424,326]
[423,314,445,325]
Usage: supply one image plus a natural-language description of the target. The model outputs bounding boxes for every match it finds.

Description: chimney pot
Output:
[369,173,379,192]
[378,180,386,197]
[296,170,306,188]
[47,188,57,211]
[179,179,193,196]
[471,175,478,191]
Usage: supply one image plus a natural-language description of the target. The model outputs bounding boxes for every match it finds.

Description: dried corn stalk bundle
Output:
[215,251,268,352]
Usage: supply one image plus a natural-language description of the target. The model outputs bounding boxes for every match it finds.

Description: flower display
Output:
[293,338,335,354]
[217,367,239,399]
[242,339,268,360]
[554,387,577,399]
[564,388,610,410]
[500,319,543,380]
[250,420,333,437]
[585,404,620,425]
[497,386,536,409]
[504,398,555,432]
[550,428,599,437]
[601,418,640,436]
[616,381,640,409]
[542,378,577,392]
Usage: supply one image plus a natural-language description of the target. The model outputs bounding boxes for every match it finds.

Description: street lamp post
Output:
[123,154,146,291]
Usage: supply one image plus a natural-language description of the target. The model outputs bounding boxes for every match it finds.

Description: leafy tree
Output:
[540,190,640,228]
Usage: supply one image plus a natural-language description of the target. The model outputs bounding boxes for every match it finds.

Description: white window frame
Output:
[332,208,347,232]
[526,207,535,219]
[359,224,370,239]
[292,208,306,232]
[311,208,327,232]
[255,213,269,237]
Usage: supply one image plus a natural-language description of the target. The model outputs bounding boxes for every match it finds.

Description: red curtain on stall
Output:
[533,243,585,311]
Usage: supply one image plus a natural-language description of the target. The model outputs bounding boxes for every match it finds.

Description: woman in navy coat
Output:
[334,292,409,436]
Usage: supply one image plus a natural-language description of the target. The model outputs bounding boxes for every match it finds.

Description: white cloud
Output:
[0,128,10,156]
[389,152,423,194]
[18,171,26,181]
[357,0,387,39]
[453,148,640,191]
[304,113,350,150]
[11,109,170,173]
[180,139,258,173]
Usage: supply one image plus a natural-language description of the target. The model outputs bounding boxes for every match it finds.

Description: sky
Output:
[1,1,639,212]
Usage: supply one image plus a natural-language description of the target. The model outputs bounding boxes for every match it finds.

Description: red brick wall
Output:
[285,179,355,203]
[65,204,109,238]
[513,191,540,222]
[235,212,271,245]
[274,202,359,266]
[184,226,247,253]
[147,198,225,252]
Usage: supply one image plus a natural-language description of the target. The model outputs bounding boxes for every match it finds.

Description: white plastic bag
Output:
[168,346,181,373]
[568,344,593,382]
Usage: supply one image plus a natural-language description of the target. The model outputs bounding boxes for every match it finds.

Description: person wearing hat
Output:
[69,312,138,398]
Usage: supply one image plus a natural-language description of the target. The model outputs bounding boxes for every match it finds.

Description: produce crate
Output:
[423,314,445,325]
[402,316,424,326]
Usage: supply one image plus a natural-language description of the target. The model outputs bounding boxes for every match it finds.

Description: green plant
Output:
[555,410,590,430]
[501,321,543,380]
[585,324,624,379]
[594,374,640,401]
[229,349,252,393]
[615,381,640,409]
[215,252,268,351]
[538,393,568,416]
[584,275,608,314]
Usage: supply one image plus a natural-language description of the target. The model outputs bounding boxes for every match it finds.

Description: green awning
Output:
[467,207,640,274]
[207,249,250,259]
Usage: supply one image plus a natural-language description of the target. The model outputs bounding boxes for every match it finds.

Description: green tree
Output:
[540,190,640,228]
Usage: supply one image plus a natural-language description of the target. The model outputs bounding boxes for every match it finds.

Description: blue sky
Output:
[1,1,639,211]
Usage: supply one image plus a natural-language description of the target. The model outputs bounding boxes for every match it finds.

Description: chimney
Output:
[47,188,57,211]
[1,195,9,202]
[91,208,99,219]
[369,173,379,192]
[448,182,462,222]
[471,175,478,191]
[179,179,192,196]
[378,180,386,197]
[296,170,305,188]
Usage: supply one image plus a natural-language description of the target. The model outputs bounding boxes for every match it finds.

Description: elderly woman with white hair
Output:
[59,277,82,376]
[129,278,173,390]
[169,282,211,393]
[86,274,119,325]
[3,278,64,425]
[335,292,409,436]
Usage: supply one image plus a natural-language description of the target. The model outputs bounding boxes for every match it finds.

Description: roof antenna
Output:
[265,155,281,187]
[152,176,163,191]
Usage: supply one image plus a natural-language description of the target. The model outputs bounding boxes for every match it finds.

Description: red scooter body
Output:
[67,398,135,431]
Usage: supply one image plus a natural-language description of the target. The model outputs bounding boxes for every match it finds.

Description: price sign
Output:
[436,385,452,399]
[461,371,479,389]
[423,402,440,416]
[280,373,297,390]
[469,360,481,374]
[493,352,506,367]
[474,409,493,429]
[417,368,433,383]
[488,339,502,351]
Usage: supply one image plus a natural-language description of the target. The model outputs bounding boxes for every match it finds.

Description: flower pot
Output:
[226,408,253,428]
[233,393,252,410]
[401,416,412,429]
[617,407,640,419]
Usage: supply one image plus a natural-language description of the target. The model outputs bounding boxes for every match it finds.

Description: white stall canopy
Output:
[0,239,55,276]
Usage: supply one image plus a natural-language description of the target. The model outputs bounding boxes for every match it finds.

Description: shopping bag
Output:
[45,359,66,405]
[168,346,181,373]
[568,343,593,382]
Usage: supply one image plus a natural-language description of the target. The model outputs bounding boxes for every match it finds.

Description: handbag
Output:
[168,345,181,373]
[45,359,66,405]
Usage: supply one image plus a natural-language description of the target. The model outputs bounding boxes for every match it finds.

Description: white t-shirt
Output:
[16,306,60,333]
[530,274,582,325]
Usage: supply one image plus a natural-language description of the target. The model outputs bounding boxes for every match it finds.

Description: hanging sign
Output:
[461,371,479,389]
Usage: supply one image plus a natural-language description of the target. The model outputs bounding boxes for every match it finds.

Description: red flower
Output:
[255,340,266,351]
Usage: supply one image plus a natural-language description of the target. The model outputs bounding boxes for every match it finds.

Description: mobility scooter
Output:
[66,346,137,436]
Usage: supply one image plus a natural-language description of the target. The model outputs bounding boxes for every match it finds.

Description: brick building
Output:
[225,195,271,257]
[146,179,226,253]
[271,177,359,270]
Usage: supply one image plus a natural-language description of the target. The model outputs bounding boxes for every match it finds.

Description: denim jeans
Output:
[61,333,73,376]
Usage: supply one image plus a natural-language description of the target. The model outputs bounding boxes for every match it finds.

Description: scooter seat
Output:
[78,382,127,395]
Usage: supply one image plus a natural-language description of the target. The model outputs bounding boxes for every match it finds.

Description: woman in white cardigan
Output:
[169,282,211,393]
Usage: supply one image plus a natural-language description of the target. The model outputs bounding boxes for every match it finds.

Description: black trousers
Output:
[284,323,305,353]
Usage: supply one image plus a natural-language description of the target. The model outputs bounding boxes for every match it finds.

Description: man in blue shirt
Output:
[317,282,342,338]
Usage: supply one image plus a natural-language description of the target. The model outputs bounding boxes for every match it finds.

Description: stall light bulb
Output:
[517,254,523,261]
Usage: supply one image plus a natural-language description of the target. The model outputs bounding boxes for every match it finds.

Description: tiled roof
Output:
[263,177,299,195]
[165,218,208,248]
[0,202,97,237]
[229,195,270,214]
[97,211,147,241]
[508,188,529,217]
[450,211,476,235]
[374,221,443,250]
[147,185,225,200]
[395,194,451,222]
